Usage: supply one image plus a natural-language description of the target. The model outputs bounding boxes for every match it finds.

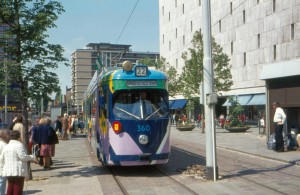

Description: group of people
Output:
[55,114,85,140]
[0,115,59,195]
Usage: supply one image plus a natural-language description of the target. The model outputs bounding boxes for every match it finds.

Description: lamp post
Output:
[4,41,8,124]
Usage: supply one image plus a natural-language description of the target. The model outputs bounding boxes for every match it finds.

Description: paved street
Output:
[25,126,300,194]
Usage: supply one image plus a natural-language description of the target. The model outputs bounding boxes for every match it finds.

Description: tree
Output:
[0,0,67,178]
[139,57,181,96]
[227,96,245,127]
[180,31,233,99]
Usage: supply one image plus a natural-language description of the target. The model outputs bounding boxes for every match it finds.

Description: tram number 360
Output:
[137,125,150,132]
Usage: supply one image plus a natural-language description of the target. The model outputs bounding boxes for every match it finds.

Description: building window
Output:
[169,41,171,51]
[230,2,232,14]
[257,0,259,3]
[243,10,245,24]
[244,52,246,66]
[231,42,233,54]
[169,12,170,21]
[162,6,164,15]
[273,0,276,12]
[274,45,276,60]
[183,35,185,45]
[291,23,294,40]
[258,34,260,48]
[191,21,193,32]
[199,0,201,6]
[219,20,221,32]
[175,0,177,7]
[176,59,178,69]
[176,28,177,38]
[163,34,164,44]
[183,4,185,14]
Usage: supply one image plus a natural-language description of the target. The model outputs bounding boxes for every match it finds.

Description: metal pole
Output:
[202,0,218,181]
[4,51,8,123]
[41,97,43,116]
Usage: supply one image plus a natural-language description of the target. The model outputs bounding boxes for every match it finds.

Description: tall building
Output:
[159,0,300,129]
[0,19,21,123]
[71,43,159,109]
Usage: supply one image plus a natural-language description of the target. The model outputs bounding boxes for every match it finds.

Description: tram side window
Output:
[104,90,109,118]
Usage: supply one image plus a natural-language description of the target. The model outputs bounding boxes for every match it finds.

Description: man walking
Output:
[272,102,286,152]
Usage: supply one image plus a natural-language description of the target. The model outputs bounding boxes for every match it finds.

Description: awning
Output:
[222,95,253,106]
[247,94,265,105]
[170,99,188,109]
[260,59,300,80]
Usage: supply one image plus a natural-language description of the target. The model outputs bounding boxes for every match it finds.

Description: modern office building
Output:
[159,0,300,130]
[71,43,159,109]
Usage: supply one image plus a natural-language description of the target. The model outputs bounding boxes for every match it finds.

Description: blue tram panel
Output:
[83,61,171,166]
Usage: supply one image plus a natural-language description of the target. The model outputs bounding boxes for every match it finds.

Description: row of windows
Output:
[219,0,277,33]
[162,0,201,20]
[241,44,277,66]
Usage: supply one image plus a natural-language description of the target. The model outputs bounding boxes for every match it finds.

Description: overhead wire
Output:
[115,0,140,44]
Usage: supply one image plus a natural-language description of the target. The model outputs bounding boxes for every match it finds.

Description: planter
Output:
[225,126,250,132]
[176,125,195,131]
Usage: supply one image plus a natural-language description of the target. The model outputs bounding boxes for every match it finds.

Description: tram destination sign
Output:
[126,80,157,87]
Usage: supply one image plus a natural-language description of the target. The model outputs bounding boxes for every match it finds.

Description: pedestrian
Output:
[12,116,25,144]
[197,114,202,128]
[260,116,266,134]
[61,113,69,140]
[8,116,17,130]
[272,102,286,152]
[0,130,37,195]
[0,129,10,195]
[219,113,225,128]
[79,119,84,133]
[55,116,62,138]
[35,117,58,170]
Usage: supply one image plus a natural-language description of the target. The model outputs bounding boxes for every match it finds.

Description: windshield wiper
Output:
[145,107,163,120]
[115,107,141,120]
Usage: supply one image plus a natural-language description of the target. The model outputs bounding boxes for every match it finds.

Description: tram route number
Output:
[137,125,150,132]
[135,66,147,76]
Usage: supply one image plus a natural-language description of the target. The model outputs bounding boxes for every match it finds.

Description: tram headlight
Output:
[122,60,133,72]
[138,135,149,145]
[112,121,122,134]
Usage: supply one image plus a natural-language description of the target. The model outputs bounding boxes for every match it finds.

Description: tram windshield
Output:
[113,90,169,120]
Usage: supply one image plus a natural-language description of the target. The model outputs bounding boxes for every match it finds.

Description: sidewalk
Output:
[25,135,104,195]
[171,125,300,165]
[24,126,300,194]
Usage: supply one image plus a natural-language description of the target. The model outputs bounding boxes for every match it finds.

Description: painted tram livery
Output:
[83,61,171,166]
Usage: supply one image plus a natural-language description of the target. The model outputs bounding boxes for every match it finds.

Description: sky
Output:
[47,0,160,95]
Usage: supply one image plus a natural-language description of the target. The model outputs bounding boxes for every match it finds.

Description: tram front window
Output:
[113,90,169,120]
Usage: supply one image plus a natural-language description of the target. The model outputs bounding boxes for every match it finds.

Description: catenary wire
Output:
[115,0,140,44]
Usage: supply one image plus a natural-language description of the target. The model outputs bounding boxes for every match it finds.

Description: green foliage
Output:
[227,96,245,127]
[140,57,181,96]
[0,0,67,102]
[180,31,233,99]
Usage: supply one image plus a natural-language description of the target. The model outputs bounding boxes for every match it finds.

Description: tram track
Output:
[106,165,200,195]
[171,139,300,194]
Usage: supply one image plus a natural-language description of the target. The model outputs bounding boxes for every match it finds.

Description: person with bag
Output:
[36,117,58,170]
[0,130,37,195]
[272,102,287,152]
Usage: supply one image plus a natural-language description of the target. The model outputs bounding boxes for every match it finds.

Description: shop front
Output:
[261,60,300,137]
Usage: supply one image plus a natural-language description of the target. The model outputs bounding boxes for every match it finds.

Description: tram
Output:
[83,61,170,166]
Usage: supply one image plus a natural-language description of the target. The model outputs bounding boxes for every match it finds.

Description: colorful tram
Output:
[83,61,171,166]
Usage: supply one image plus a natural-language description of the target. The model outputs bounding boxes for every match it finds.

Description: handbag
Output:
[34,145,40,157]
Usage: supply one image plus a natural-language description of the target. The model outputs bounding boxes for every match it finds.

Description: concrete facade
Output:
[159,0,300,96]
[71,43,159,108]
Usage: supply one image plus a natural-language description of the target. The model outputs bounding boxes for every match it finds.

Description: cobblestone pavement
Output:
[24,126,300,194]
